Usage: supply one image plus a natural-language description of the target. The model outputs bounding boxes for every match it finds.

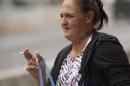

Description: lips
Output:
[63,27,71,30]
[63,28,70,32]
[64,28,70,30]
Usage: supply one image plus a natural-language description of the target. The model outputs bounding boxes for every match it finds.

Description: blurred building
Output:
[0,0,61,6]
[0,0,61,35]
[113,0,130,19]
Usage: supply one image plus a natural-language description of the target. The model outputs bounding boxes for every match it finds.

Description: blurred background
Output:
[0,0,130,86]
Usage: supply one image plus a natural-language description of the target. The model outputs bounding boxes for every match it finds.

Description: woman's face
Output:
[60,0,91,42]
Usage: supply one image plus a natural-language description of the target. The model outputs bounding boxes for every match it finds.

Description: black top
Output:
[50,32,130,86]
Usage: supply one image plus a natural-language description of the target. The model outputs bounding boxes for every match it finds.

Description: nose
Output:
[61,17,68,26]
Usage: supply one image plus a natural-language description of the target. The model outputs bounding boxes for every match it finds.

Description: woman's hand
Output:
[24,49,48,86]
[24,49,39,82]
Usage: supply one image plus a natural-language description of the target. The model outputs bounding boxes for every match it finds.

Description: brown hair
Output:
[81,0,108,31]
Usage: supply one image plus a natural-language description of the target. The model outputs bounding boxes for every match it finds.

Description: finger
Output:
[26,68,38,79]
[24,48,32,60]
[26,65,38,72]
[28,59,37,66]
[32,54,37,62]
[26,67,38,77]
[24,48,33,61]
[36,52,43,62]
[32,53,39,64]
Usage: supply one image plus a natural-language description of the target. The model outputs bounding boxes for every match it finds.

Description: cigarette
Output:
[19,52,24,54]
[13,51,24,55]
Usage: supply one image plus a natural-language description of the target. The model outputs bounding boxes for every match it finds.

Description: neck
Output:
[72,35,90,52]
[70,34,91,59]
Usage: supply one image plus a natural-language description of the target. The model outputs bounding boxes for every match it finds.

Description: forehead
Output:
[60,0,82,13]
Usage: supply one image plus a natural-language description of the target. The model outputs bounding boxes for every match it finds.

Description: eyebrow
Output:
[59,9,75,14]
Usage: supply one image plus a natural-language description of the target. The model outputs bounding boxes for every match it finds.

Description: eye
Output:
[60,13,74,19]
[66,13,74,18]
[60,13,63,18]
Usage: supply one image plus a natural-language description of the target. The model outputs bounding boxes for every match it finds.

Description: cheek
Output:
[68,19,82,33]
[68,19,79,29]
[71,17,86,27]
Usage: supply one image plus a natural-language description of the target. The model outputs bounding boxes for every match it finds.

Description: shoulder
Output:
[85,32,122,53]
[51,44,72,69]
[94,32,123,52]
[92,32,124,52]
[57,44,72,58]
[92,32,129,68]
[94,32,121,45]
[51,44,72,80]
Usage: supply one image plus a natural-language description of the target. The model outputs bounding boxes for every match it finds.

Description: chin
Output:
[64,35,69,39]
[64,35,73,42]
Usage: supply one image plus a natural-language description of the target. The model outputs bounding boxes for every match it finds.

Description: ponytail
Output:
[94,0,108,30]
[81,0,109,31]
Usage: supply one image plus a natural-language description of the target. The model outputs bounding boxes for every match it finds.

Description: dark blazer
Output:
[50,32,130,86]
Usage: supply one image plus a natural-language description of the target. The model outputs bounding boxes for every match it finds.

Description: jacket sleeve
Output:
[93,41,130,86]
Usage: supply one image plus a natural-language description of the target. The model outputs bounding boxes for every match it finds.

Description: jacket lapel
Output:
[79,32,100,74]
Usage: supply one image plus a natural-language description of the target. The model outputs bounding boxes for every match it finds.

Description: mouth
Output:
[63,27,71,31]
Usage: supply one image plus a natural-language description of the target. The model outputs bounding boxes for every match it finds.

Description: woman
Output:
[24,0,130,86]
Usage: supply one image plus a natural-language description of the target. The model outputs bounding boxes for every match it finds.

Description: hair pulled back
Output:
[82,0,108,31]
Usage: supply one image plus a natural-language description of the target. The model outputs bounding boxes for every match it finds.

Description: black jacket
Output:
[50,32,130,86]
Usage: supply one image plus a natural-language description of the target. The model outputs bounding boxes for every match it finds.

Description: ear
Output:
[85,11,94,24]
